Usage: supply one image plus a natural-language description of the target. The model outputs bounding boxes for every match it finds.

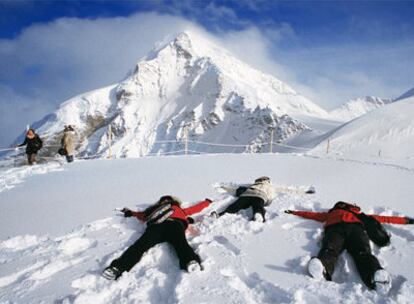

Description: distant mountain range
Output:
[329,96,393,122]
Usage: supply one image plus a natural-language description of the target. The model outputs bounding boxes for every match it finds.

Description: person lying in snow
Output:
[285,201,414,293]
[103,195,212,280]
[211,176,275,222]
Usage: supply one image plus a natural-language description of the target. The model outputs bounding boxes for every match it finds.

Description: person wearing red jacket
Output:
[103,195,212,280]
[285,201,414,293]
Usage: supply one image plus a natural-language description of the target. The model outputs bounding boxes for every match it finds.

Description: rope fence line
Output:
[0,124,316,167]
[0,138,310,154]
[186,140,250,148]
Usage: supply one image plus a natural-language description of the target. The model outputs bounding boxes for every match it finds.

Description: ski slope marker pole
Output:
[108,124,112,159]
[270,129,274,153]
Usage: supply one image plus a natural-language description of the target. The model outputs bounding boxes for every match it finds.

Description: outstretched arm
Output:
[370,214,413,225]
[17,137,28,147]
[285,210,328,222]
[120,208,146,222]
[131,211,146,221]
[183,199,212,215]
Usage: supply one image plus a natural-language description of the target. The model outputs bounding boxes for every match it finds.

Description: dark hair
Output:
[255,176,270,183]
[330,201,360,212]
[64,125,74,132]
[144,195,179,216]
[154,195,180,207]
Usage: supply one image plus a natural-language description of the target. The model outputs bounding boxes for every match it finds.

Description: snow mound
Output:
[0,235,46,251]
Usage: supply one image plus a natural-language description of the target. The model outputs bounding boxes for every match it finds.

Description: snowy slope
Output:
[312,96,414,158]
[21,31,328,158]
[329,96,393,122]
[395,87,414,101]
[1,153,414,303]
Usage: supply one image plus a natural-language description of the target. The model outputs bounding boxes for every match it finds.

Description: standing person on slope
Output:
[103,195,212,280]
[60,125,76,163]
[16,128,43,165]
[285,201,414,293]
[212,176,275,222]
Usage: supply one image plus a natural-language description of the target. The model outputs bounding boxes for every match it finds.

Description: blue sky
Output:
[1,0,414,145]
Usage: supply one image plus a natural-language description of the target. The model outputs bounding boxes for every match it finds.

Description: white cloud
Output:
[0,13,195,145]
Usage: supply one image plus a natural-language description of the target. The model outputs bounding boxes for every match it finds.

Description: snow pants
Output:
[110,220,200,273]
[318,222,382,289]
[27,153,36,165]
[219,196,266,220]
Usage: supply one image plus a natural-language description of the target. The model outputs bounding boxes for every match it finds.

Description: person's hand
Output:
[121,208,133,217]
[406,217,414,224]
[205,198,212,203]
[284,210,294,214]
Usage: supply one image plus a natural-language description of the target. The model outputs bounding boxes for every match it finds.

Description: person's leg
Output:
[27,154,35,165]
[250,197,266,221]
[346,224,382,289]
[219,197,251,216]
[166,221,201,270]
[316,224,346,280]
[110,225,164,273]
[66,155,74,163]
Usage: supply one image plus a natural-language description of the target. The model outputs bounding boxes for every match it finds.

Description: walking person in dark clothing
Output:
[285,201,414,293]
[103,195,212,280]
[212,177,275,222]
[16,128,43,165]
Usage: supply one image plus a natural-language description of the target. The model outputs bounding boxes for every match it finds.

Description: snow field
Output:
[1,153,414,303]
[0,160,64,194]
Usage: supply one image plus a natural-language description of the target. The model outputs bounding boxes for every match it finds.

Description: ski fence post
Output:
[326,138,330,154]
[107,124,112,159]
[184,126,188,155]
[269,128,274,153]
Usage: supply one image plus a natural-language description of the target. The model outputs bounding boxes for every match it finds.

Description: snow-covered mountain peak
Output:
[166,31,230,59]
[22,32,328,158]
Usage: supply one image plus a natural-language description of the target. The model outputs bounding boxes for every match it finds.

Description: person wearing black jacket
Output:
[17,128,43,165]
[103,195,212,280]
